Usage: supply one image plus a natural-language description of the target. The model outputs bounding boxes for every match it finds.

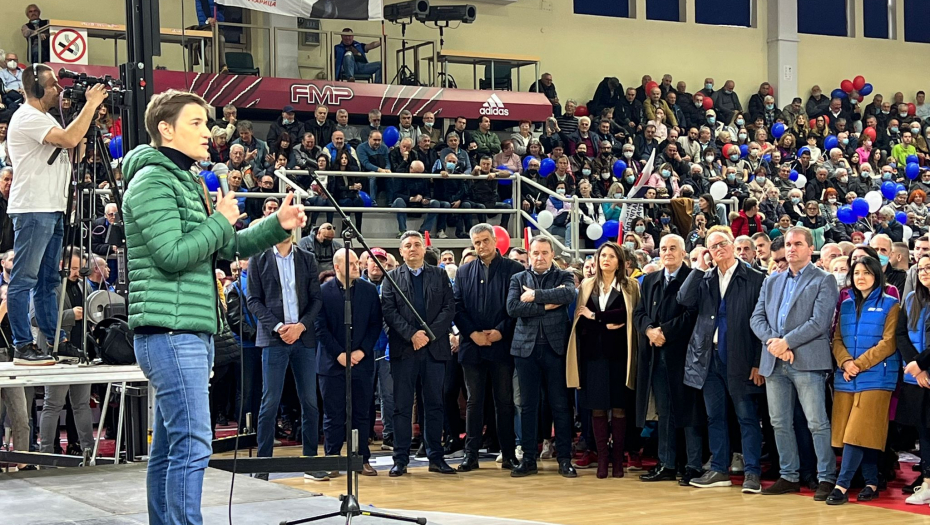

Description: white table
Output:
[0,362,147,465]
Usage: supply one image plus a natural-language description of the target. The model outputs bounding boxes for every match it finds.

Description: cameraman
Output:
[7,64,106,365]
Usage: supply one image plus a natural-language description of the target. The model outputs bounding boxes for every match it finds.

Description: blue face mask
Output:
[614,193,623,199]
[199,160,212,168]
[736,119,745,127]
[634,226,645,234]
[756,175,766,183]
[883,173,892,180]
[879,254,890,267]
[891,127,899,134]
[446,162,457,171]
[707,117,716,125]
[661,169,671,178]
[705,83,714,90]
[727,174,736,182]
[626,175,635,183]
[766,104,774,110]
[660,217,671,225]
[791,197,800,205]
[582,168,591,176]
[841,138,849,145]
[557,188,566,195]
[729,154,739,162]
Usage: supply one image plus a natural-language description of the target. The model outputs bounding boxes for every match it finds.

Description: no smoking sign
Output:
[51,28,88,65]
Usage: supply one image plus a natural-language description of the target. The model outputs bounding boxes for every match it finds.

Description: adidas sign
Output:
[480,93,509,116]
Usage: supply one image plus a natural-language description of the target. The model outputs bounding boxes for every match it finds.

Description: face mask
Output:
[695,101,703,108]
[729,154,739,162]
[881,110,890,115]
[446,162,457,171]
[705,83,714,90]
[634,226,645,234]
[705,155,715,163]
[901,112,909,118]
[891,127,899,134]
[912,128,921,135]
[738,133,748,141]
[828,198,837,204]
[527,168,539,176]
[791,197,800,205]
[813,91,822,98]
[424,121,433,127]
[582,168,591,176]
[624,242,635,250]
[370,123,379,128]
[736,119,745,127]
[614,193,623,199]
[766,104,774,110]
[839,177,847,184]
[199,160,212,169]
[756,176,766,183]
[707,117,716,125]
[841,138,849,145]
[833,272,846,287]
[282,119,291,125]
[661,169,671,178]
[727,174,736,182]
[750,149,760,157]
[623,151,633,159]
[660,217,671,225]
[879,254,890,267]
[883,173,892,180]
[557,188,566,195]
[626,175,635,183]
[864,140,872,147]
[724,89,733,95]
[6,60,16,70]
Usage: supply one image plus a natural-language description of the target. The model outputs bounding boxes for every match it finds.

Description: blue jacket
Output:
[196,0,223,25]
[314,278,382,377]
[835,288,900,393]
[356,141,391,173]
[360,273,389,358]
[334,42,367,80]
[899,292,930,385]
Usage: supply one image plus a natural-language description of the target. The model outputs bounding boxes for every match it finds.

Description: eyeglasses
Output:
[918,267,930,274]
[708,240,731,251]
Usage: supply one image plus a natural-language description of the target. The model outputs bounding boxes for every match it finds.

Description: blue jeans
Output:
[836,444,879,489]
[9,212,65,348]
[653,352,703,471]
[376,354,394,439]
[702,351,762,476]
[392,198,443,233]
[514,342,573,462]
[134,332,214,525]
[765,360,837,483]
[342,53,382,83]
[258,343,319,458]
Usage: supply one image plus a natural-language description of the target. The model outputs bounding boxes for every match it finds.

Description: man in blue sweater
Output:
[357,130,392,203]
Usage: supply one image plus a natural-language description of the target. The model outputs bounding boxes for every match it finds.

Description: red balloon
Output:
[810,119,817,130]
[840,79,854,93]
[493,226,510,254]
[722,144,733,157]
[853,75,866,91]
[909,103,917,116]
[857,95,864,103]
[645,81,659,95]
[863,127,877,141]
[823,115,830,126]
[574,105,589,117]
[702,97,714,110]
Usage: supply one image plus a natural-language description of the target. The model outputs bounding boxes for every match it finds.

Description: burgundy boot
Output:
[592,415,610,479]
[611,416,627,478]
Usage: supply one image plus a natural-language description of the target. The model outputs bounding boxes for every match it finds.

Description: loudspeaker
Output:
[384,0,430,22]
[424,5,477,24]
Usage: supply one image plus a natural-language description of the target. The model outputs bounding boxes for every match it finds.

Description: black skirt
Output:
[579,356,629,411]
[895,383,930,429]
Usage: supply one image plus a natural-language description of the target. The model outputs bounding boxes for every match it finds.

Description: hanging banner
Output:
[216,0,382,21]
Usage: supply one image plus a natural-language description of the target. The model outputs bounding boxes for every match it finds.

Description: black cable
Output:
[228,231,243,525]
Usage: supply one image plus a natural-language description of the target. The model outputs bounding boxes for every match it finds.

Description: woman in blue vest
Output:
[898,254,930,504]
[828,255,900,505]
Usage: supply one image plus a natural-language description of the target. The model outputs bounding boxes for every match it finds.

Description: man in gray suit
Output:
[506,236,577,479]
[750,226,839,500]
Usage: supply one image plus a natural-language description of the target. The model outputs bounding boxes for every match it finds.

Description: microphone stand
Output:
[279,170,427,525]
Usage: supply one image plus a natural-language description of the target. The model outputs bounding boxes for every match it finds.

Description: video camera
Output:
[58,68,126,108]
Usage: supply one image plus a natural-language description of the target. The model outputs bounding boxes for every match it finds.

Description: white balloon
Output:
[710,181,727,201]
[904,225,914,240]
[865,191,883,213]
[536,210,554,229]
[586,222,603,240]
[794,174,807,189]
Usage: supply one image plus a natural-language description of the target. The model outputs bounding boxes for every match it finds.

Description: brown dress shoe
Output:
[361,462,378,476]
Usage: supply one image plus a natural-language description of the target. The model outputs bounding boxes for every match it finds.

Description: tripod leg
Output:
[280,512,342,525]
[361,510,428,524]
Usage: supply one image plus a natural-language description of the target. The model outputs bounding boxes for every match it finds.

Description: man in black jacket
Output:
[633,235,704,485]
[454,224,525,472]
[304,105,336,149]
[382,231,457,476]
[225,258,261,433]
[507,236,577,478]
[615,87,643,134]
[266,105,305,146]
[315,248,382,477]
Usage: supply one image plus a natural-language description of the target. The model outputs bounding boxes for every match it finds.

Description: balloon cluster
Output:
[835,75,872,104]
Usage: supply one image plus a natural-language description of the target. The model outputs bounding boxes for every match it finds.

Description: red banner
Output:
[54,65,553,121]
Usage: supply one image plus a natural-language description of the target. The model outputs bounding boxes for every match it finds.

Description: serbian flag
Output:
[618,149,656,230]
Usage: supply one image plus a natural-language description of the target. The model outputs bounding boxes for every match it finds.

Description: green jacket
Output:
[122,145,289,333]
[473,129,502,157]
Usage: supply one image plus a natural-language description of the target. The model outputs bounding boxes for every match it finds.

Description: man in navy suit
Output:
[381,231,456,477]
[315,248,382,477]
[247,232,324,481]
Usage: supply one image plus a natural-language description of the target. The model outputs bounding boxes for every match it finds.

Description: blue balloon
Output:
[907,162,920,180]
[824,135,838,151]
[497,177,512,186]
[739,144,749,158]
[789,170,798,182]
[612,160,627,177]
[771,122,786,139]
[503,199,513,205]
[860,83,873,96]
[108,135,123,159]
[359,191,373,207]
[798,146,810,158]
[762,154,771,163]
[594,236,610,248]
[851,198,870,217]
[201,170,220,192]
[881,180,898,200]
[522,156,534,170]
[896,211,908,225]
[497,165,508,171]
[837,205,857,224]
[540,158,556,177]
[602,220,620,240]
[382,126,400,148]
[831,89,847,100]
[908,155,919,165]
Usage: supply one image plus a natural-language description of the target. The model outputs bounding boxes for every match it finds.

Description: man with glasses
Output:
[92,202,120,256]
[246,175,277,221]
[678,228,766,493]
[298,223,342,274]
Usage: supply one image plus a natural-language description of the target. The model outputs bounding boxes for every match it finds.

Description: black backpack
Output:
[91,317,136,365]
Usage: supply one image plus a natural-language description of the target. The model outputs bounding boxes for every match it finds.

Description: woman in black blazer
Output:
[566,242,640,479]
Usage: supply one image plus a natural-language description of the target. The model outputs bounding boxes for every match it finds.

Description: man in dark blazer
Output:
[315,248,382,477]
[381,231,457,477]
[677,228,766,493]
[453,224,525,473]
[91,203,120,256]
[633,234,703,486]
[506,236,577,479]
[247,233,325,480]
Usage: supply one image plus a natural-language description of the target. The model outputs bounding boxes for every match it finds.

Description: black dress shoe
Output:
[558,459,578,478]
[856,485,879,502]
[511,459,538,477]
[762,477,801,495]
[389,463,407,477]
[813,481,835,501]
[428,459,456,474]
[679,468,704,486]
[457,456,479,472]
[825,488,848,505]
[640,466,677,482]
[500,457,519,471]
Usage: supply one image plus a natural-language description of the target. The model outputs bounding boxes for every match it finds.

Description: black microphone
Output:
[47,147,63,165]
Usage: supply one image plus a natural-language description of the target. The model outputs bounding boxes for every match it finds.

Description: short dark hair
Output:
[144,89,210,147]
[743,198,758,212]
[508,247,527,256]
[22,63,52,99]
[770,236,785,252]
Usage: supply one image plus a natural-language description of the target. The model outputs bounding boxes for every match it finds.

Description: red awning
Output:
[54,65,553,121]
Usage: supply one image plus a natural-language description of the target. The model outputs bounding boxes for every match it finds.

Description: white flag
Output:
[216,0,383,21]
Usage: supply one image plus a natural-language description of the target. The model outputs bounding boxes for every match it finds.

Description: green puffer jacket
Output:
[122,145,289,333]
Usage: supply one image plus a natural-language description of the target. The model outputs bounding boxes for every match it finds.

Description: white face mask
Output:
[6,60,16,70]
[623,151,633,158]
